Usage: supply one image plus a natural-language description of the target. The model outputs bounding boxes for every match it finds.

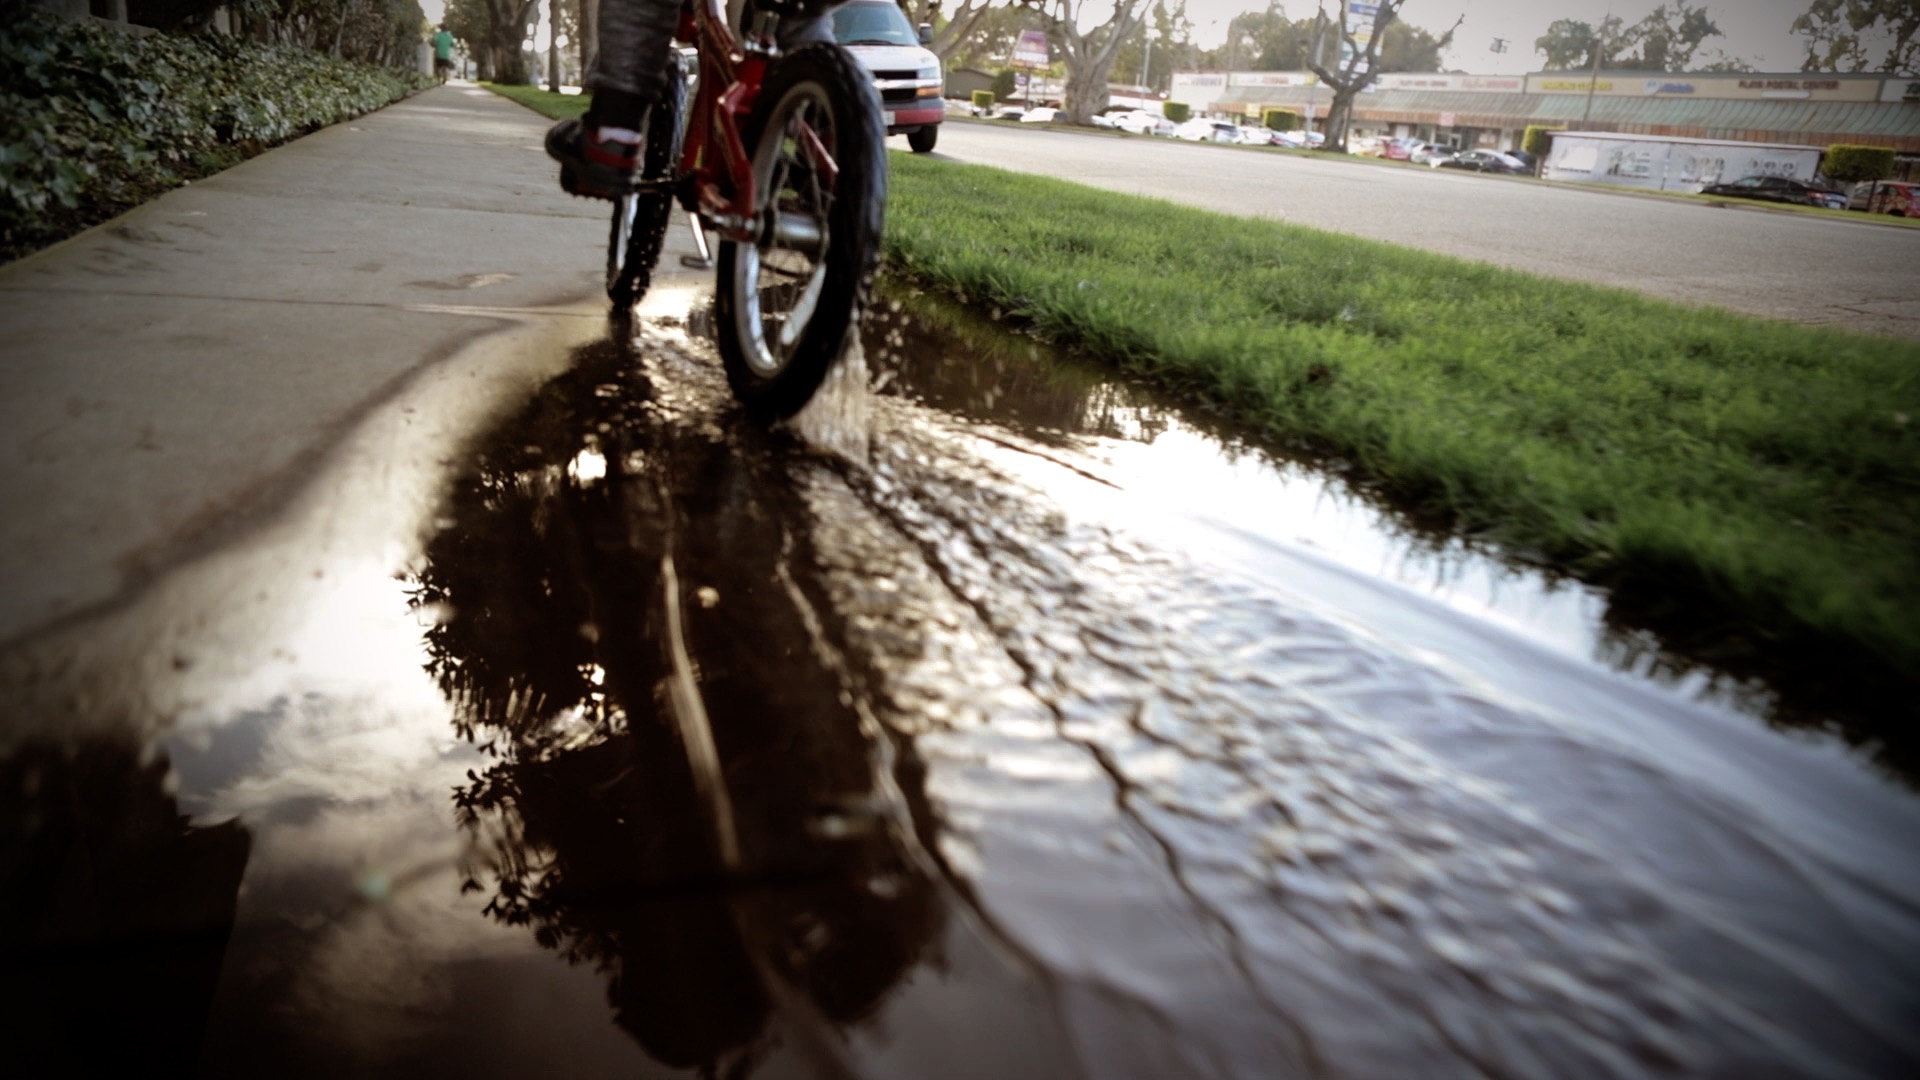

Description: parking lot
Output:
[928,119,1920,339]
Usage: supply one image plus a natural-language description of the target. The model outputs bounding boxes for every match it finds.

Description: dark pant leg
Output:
[588,0,681,104]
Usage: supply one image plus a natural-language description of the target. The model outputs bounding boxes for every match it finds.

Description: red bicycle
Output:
[608,0,887,417]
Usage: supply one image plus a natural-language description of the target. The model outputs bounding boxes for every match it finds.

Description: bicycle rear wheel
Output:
[716,42,886,418]
[608,61,687,309]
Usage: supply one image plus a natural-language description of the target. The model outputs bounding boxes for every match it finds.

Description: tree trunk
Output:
[1307,0,1407,152]
[1061,47,1120,121]
[495,39,530,83]
[486,0,539,85]
[1039,0,1147,126]
[547,0,560,91]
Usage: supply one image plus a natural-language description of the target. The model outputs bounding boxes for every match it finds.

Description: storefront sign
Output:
[1345,1,1379,46]
[1014,30,1049,69]
[1738,79,1840,91]
[1539,79,1612,92]
[1231,73,1317,87]
[1375,74,1524,92]
[1644,80,1694,94]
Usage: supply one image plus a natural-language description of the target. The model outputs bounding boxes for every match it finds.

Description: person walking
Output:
[432,25,456,83]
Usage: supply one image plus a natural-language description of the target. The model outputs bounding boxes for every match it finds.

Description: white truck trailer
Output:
[1540,131,1826,193]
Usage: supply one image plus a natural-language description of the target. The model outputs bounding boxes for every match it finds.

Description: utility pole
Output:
[1580,13,1610,129]
[1307,15,1326,138]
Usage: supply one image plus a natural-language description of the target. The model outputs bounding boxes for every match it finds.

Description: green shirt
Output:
[432,29,455,61]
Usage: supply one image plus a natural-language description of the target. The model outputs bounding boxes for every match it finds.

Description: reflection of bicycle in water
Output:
[416,339,939,1073]
[604,0,885,418]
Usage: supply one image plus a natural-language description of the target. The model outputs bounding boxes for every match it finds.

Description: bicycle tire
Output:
[715,42,886,418]
[608,61,687,309]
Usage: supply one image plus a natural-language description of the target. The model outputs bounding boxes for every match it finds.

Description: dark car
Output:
[1699,175,1845,208]
[1436,150,1530,175]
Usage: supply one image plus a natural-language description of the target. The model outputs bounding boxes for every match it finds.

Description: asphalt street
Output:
[928,119,1920,340]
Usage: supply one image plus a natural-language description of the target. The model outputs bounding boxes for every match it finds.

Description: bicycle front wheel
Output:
[715,42,886,418]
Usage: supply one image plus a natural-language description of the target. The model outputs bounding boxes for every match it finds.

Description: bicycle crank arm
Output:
[680,212,714,271]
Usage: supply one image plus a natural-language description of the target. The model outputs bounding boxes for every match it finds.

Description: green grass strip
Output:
[883,151,1920,679]
[482,83,587,120]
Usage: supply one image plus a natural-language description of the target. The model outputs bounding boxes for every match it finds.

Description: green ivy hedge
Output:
[1522,124,1563,159]
[1,11,429,260]
[1261,109,1299,132]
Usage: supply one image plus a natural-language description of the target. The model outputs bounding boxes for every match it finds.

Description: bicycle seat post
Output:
[743,7,783,59]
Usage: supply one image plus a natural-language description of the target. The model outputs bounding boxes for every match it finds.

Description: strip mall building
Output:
[1170,70,1920,177]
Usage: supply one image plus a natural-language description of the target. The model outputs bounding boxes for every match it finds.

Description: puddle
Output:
[4,285,1916,1079]
[856,280,1912,782]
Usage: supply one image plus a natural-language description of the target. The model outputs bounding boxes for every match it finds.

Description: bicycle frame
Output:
[671,0,843,247]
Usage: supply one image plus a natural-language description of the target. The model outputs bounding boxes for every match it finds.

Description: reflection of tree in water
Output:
[409,335,941,1072]
[867,283,1175,446]
[0,737,251,1074]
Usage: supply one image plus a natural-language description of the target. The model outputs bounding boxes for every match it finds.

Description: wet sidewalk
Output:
[0,82,676,649]
[5,82,1920,1080]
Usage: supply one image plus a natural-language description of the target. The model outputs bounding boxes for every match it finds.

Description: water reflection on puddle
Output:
[856,281,1887,771]
[5,280,1916,1079]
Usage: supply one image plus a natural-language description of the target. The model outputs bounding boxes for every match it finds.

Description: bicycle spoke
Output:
[716,41,883,414]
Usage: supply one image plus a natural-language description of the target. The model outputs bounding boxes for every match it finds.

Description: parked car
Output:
[989,105,1026,122]
[1234,126,1283,146]
[1108,109,1176,137]
[1273,130,1327,149]
[829,0,944,153]
[1506,149,1538,171]
[1410,143,1456,165]
[1699,175,1847,208]
[1173,118,1240,143]
[1381,137,1424,161]
[1436,150,1531,175]
[1848,179,1918,216]
[1020,106,1065,124]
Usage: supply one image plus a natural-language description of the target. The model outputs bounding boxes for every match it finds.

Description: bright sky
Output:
[424,1,1886,76]
[1179,0,1843,73]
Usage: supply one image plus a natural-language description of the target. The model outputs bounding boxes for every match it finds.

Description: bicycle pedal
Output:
[680,254,714,270]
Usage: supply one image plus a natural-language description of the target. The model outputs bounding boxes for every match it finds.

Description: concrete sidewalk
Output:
[0,83,672,647]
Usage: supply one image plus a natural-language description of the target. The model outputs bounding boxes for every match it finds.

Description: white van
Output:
[829,0,945,153]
